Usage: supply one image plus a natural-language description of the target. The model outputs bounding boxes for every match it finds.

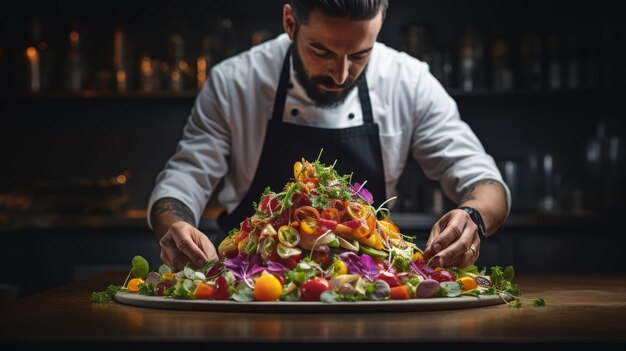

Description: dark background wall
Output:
[1,0,625,298]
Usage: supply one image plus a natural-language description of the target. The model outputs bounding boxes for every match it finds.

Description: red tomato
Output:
[300,277,331,301]
[294,206,320,221]
[390,285,411,300]
[291,193,312,207]
[376,271,402,288]
[258,194,280,215]
[276,256,299,270]
[213,276,230,300]
[310,249,330,266]
[430,269,457,283]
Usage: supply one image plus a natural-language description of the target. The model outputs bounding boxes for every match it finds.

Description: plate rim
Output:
[114,291,510,313]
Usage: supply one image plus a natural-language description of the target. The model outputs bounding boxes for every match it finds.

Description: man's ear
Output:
[283,4,296,40]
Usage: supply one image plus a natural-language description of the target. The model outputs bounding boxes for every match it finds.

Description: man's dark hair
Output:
[290,0,389,24]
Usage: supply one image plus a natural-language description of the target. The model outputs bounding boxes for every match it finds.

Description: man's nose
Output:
[330,57,350,86]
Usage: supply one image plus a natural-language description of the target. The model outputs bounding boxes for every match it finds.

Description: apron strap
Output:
[358,73,374,124]
[271,46,292,121]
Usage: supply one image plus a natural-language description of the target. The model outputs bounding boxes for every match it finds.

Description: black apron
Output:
[216,46,387,238]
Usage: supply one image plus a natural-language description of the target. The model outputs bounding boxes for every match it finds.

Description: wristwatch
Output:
[459,206,488,240]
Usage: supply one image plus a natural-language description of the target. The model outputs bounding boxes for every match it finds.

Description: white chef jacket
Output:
[147,33,511,229]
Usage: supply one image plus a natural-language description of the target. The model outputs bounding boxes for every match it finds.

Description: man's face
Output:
[287,9,383,108]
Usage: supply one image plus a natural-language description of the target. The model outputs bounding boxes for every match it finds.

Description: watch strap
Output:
[459,206,488,240]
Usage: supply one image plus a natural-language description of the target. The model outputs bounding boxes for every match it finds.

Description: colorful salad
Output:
[93,156,544,307]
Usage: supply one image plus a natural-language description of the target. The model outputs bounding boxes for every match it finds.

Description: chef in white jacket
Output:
[148,0,510,271]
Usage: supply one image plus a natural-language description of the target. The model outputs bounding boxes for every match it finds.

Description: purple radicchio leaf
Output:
[338,252,381,282]
[265,260,289,275]
[349,182,374,205]
[224,253,264,283]
[410,261,430,280]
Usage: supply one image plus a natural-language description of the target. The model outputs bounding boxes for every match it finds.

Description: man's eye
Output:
[312,50,332,58]
[350,53,369,61]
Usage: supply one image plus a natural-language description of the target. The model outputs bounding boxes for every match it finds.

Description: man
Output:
[148,0,510,271]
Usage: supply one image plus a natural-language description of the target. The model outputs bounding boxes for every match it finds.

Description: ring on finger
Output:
[468,244,476,255]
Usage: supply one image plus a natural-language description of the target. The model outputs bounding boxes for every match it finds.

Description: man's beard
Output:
[292,37,363,109]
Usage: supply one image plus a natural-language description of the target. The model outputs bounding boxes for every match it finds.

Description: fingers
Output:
[159,222,213,271]
[427,210,480,268]
[423,214,448,259]
[450,236,480,269]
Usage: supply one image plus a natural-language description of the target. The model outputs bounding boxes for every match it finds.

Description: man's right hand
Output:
[158,221,218,271]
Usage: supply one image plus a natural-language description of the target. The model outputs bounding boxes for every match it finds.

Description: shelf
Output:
[1,90,199,101]
[3,88,624,101]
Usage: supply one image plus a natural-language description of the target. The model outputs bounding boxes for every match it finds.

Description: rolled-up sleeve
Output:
[147,68,232,228]
[410,69,511,216]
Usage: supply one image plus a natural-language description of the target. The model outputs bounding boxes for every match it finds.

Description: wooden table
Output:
[1,271,625,349]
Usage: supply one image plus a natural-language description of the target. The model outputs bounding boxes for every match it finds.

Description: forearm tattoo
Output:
[460,179,499,203]
[151,197,196,226]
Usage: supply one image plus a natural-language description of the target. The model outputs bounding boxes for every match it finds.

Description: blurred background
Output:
[1,0,625,299]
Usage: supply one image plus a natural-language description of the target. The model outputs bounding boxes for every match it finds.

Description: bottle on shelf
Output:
[64,30,87,92]
[113,27,133,92]
[519,33,543,91]
[491,39,514,91]
[458,26,485,92]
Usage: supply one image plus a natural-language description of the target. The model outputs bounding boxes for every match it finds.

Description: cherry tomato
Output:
[310,248,330,266]
[377,218,401,239]
[278,225,301,247]
[294,206,320,221]
[276,256,299,270]
[213,276,230,300]
[390,285,411,300]
[260,236,279,262]
[376,271,402,288]
[346,201,368,220]
[127,278,144,293]
[321,208,341,222]
[329,199,345,212]
[332,259,348,277]
[254,274,283,301]
[276,243,302,259]
[258,194,280,216]
[193,282,215,299]
[430,269,457,283]
[299,217,318,235]
[458,276,478,291]
[291,192,312,207]
[153,280,174,296]
[317,218,338,231]
[300,277,331,301]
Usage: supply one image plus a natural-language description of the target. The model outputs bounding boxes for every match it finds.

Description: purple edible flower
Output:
[265,260,289,275]
[410,261,432,280]
[349,182,374,205]
[224,253,265,284]
[338,252,381,282]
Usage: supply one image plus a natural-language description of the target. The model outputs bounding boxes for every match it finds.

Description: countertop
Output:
[1,271,625,349]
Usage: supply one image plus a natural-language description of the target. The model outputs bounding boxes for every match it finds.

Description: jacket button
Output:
[291,108,299,116]
[348,113,355,119]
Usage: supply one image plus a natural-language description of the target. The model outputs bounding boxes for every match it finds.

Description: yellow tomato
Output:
[254,273,283,301]
[299,217,318,235]
[127,278,144,293]
[458,276,478,291]
[332,259,348,277]
[162,272,176,281]
[412,251,424,262]
[377,219,401,239]
[293,161,304,181]
[194,282,215,299]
